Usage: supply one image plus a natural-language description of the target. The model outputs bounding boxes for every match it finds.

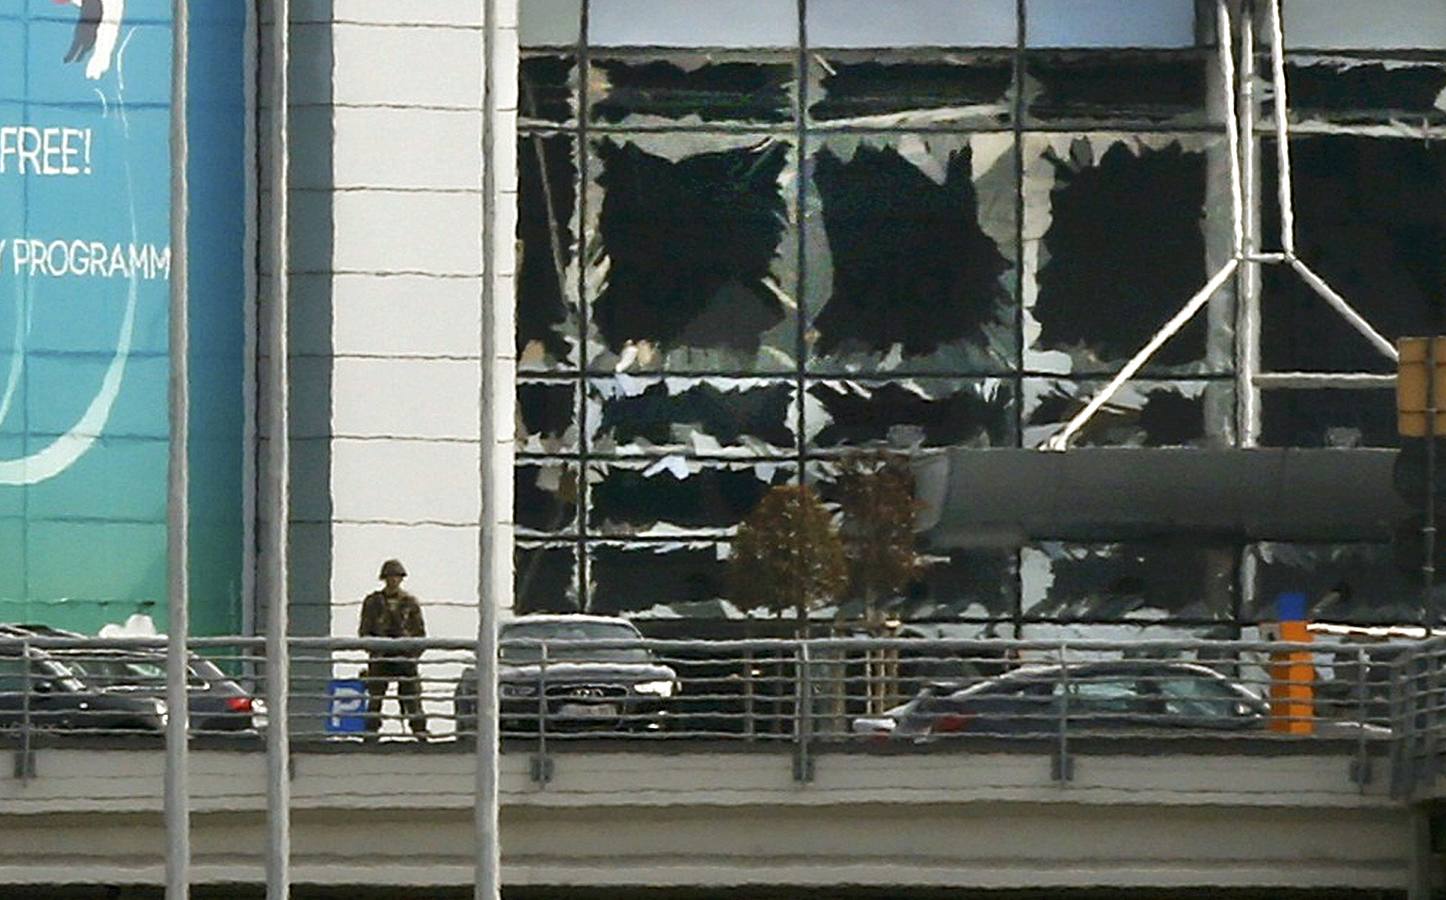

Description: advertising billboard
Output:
[0,0,248,635]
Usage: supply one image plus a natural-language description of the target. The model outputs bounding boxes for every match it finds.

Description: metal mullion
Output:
[1012,0,1027,638]
[576,0,592,613]
[795,0,809,490]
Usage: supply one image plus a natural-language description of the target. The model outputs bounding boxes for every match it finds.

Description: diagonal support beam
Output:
[1044,260,1238,452]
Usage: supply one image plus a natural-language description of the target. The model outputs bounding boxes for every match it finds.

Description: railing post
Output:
[530,641,552,786]
[793,641,813,783]
[1428,643,1442,788]
[15,640,33,780]
[743,649,755,742]
[1352,647,1371,789]
[1053,644,1073,783]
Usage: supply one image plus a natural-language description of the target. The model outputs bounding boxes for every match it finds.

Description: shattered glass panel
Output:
[807,0,1016,49]
[1024,134,1222,376]
[1261,136,1446,375]
[1260,389,1397,450]
[516,462,581,536]
[902,548,1018,622]
[806,378,1016,451]
[1027,0,1198,49]
[517,380,580,454]
[521,55,576,124]
[809,52,1014,128]
[1284,0,1446,50]
[590,53,795,126]
[589,0,797,48]
[1023,378,1223,448]
[589,541,732,616]
[516,542,582,614]
[520,0,581,48]
[1024,51,1212,127]
[518,132,581,371]
[589,376,796,458]
[1246,543,1425,624]
[1021,542,1237,622]
[805,133,1017,374]
[1284,57,1446,126]
[588,460,796,537]
[586,134,799,374]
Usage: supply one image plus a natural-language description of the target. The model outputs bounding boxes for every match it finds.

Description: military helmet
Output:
[378,558,408,579]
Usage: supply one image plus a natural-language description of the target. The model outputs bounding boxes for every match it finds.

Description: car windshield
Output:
[500,621,651,664]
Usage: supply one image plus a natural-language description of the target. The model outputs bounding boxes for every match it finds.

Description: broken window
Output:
[588,136,796,373]
[517,380,579,454]
[589,0,796,48]
[807,0,1016,49]
[590,54,794,125]
[1284,0,1446,51]
[1246,543,1424,624]
[1021,541,1237,622]
[518,132,580,370]
[806,379,1015,451]
[909,548,1018,621]
[1026,136,1212,374]
[1023,379,1216,448]
[807,134,1016,373]
[520,55,576,124]
[588,541,731,616]
[516,542,581,614]
[1261,136,1446,375]
[588,460,794,536]
[589,376,796,457]
[1259,389,1396,450]
[1284,58,1446,126]
[809,53,1014,127]
[1026,0,1198,49]
[1024,51,1211,127]
[516,462,580,535]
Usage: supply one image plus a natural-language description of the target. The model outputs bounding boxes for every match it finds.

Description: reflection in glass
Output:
[590,0,796,48]
[591,377,795,457]
[1027,0,1197,49]
[808,0,1015,49]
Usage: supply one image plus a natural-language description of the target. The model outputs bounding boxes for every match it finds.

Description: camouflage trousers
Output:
[365,657,427,735]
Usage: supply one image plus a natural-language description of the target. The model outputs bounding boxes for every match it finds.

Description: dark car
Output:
[51,649,260,733]
[853,660,1385,740]
[1,624,260,733]
[455,615,679,736]
[0,644,168,735]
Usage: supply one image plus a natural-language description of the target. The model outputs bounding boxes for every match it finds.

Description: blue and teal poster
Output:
[0,0,247,635]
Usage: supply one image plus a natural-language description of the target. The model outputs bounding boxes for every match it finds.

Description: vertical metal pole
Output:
[1426,338,1438,622]
[17,641,32,780]
[264,0,292,894]
[1264,0,1295,258]
[1410,803,1433,900]
[165,1,192,896]
[1054,645,1071,783]
[475,0,507,893]
[1235,0,1262,446]
[743,649,755,741]
[532,643,549,786]
[794,641,812,783]
[1354,648,1370,790]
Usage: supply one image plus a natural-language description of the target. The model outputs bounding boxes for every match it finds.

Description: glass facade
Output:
[516,3,1446,632]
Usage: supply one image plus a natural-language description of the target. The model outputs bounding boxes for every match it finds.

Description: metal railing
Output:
[3,632,1433,790]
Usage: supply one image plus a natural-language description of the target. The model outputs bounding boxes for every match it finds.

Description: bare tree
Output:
[835,451,923,629]
[729,483,848,631]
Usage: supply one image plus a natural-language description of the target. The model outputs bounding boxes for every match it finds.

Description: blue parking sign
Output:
[326,678,368,734]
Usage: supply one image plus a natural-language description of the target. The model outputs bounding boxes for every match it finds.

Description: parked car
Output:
[454,615,679,736]
[0,624,261,733]
[0,642,167,735]
[851,660,1387,740]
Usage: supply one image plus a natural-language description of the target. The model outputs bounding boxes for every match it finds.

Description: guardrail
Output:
[2,632,1432,790]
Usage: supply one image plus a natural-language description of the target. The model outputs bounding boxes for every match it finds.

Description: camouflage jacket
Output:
[358,590,426,654]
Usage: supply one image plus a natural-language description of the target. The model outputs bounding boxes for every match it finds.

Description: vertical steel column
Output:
[165,1,192,896]
[475,0,505,894]
[1235,0,1261,446]
[16,640,32,780]
[264,0,292,894]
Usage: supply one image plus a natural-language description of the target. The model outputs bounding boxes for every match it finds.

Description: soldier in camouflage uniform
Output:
[358,558,428,736]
